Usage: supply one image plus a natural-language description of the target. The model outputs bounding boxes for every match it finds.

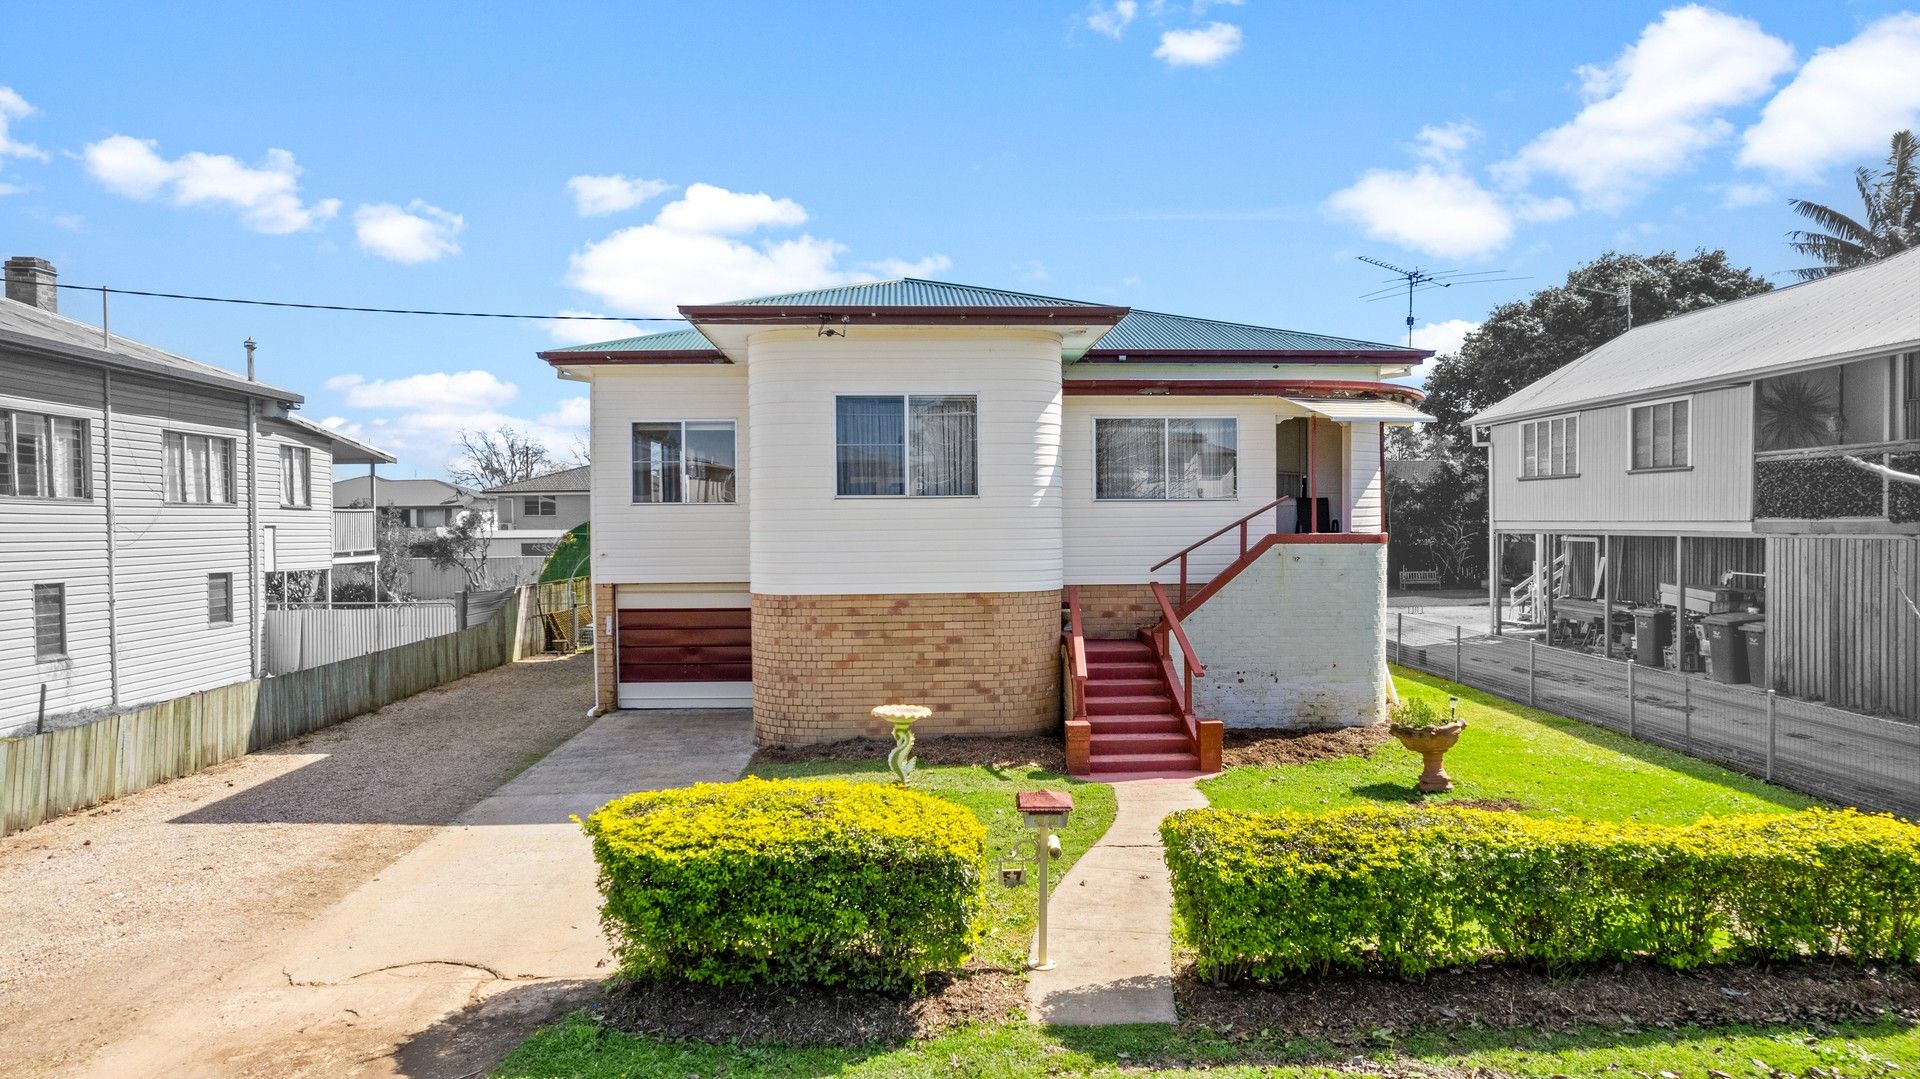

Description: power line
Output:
[51,282,684,322]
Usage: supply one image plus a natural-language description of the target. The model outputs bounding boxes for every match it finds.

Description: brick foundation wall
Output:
[593,583,617,713]
[752,589,1062,744]
[1071,583,1161,638]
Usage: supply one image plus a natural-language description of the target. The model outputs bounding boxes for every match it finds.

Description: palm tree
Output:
[1787,130,1920,280]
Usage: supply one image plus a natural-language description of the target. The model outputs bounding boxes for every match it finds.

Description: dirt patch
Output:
[1442,798,1527,812]
[754,734,1067,774]
[1221,725,1389,768]
[1176,960,1920,1043]
[600,963,1026,1046]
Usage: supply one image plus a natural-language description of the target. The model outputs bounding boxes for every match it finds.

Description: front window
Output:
[207,573,234,624]
[1519,415,1579,478]
[523,495,556,517]
[632,421,737,504]
[33,583,66,659]
[1630,400,1690,470]
[1094,417,1237,500]
[279,445,311,507]
[835,395,979,497]
[1,410,90,499]
[164,431,237,504]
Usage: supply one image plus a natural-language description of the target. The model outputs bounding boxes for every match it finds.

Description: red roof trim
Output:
[1063,378,1426,404]
[538,350,731,367]
[1081,348,1430,362]
[678,303,1131,326]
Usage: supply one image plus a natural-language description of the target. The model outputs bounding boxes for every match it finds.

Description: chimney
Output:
[4,256,57,312]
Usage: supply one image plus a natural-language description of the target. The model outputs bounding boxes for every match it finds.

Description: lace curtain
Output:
[836,395,977,497]
[1096,418,1235,499]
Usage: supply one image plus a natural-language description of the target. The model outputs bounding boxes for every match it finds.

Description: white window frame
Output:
[279,445,312,508]
[164,430,238,505]
[1091,416,1240,501]
[33,582,66,660]
[832,394,980,499]
[1629,396,1692,472]
[629,419,738,505]
[1517,414,1580,480]
[0,408,92,501]
[207,573,235,625]
[523,494,557,517]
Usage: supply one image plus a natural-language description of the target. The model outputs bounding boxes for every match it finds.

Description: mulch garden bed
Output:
[597,962,1026,1046]
[753,734,1067,773]
[1176,960,1920,1044]
[1221,724,1389,768]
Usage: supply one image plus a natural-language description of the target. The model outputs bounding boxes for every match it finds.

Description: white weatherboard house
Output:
[0,257,392,734]
[542,279,1432,775]
[1474,246,1920,721]
[482,464,590,561]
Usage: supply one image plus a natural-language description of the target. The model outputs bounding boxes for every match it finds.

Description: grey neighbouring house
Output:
[1473,245,1920,719]
[0,256,394,734]
[481,464,590,562]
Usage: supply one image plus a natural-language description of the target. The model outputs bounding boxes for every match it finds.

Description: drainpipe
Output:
[244,341,261,678]
[103,368,120,707]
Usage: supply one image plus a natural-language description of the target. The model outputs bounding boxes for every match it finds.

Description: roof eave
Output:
[538,349,731,367]
[1063,378,1427,404]
[677,303,1132,326]
[0,325,305,404]
[1079,348,1431,363]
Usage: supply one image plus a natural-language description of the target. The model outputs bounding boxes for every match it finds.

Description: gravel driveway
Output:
[0,653,595,1077]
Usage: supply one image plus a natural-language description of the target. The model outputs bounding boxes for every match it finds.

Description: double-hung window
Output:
[1518,415,1579,478]
[834,395,978,497]
[164,431,237,504]
[0,409,90,499]
[33,583,66,659]
[207,573,234,624]
[279,445,312,507]
[1630,399,1690,470]
[631,421,737,504]
[1093,417,1237,500]
[523,495,556,517]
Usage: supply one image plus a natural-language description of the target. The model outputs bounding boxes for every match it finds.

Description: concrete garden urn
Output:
[872,704,931,785]
[1388,695,1466,793]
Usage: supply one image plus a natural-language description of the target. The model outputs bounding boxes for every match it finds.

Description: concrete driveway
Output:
[76,708,755,1079]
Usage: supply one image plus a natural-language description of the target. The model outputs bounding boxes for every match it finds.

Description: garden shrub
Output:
[583,777,986,991]
[1162,806,1920,981]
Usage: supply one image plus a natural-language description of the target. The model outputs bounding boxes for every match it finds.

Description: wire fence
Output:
[1390,612,1920,818]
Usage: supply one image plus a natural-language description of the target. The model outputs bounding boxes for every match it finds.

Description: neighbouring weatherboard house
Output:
[482,464,590,562]
[540,278,1433,774]
[1474,246,1920,720]
[0,256,393,734]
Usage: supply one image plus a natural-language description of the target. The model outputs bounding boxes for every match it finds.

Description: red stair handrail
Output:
[1148,581,1206,740]
[1063,586,1089,724]
[1148,498,1291,606]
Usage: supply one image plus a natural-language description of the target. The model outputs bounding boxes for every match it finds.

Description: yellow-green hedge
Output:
[1162,806,1920,981]
[583,777,986,991]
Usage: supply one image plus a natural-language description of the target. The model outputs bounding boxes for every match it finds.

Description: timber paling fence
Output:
[1391,612,1920,819]
[0,590,527,838]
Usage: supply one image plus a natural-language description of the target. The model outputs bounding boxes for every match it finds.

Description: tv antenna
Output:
[1356,256,1527,348]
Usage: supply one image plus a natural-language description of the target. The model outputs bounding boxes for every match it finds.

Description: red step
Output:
[1085,660,1160,680]
[1085,751,1203,774]
[1089,730,1193,755]
[1086,694,1177,716]
[1084,639,1154,658]
[1085,678,1171,698]
[1085,713,1186,735]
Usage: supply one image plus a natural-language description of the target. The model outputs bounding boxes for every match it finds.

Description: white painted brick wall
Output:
[1182,543,1387,728]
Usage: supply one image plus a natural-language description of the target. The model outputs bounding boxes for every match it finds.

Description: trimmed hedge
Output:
[1163,806,1920,981]
[583,777,986,991]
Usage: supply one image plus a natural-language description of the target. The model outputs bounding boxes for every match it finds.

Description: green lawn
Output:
[496,1013,1920,1077]
[1201,666,1822,823]
[747,757,1116,969]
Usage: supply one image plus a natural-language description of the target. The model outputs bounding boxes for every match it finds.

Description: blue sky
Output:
[4,1,1918,477]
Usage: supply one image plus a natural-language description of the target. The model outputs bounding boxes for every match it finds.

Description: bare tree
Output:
[450,426,552,489]
[415,508,496,590]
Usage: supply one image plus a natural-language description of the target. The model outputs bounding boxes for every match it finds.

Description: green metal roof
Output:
[545,327,716,353]
[716,277,1110,308]
[1095,309,1414,354]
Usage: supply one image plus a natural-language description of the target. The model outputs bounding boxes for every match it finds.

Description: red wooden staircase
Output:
[1080,637,1200,773]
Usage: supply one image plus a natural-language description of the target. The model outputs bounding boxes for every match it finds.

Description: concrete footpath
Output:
[1025,778,1207,1026]
[78,709,755,1079]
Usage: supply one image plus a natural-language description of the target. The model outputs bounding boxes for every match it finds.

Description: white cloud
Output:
[353,200,464,263]
[1404,318,1481,383]
[540,397,591,428]
[566,182,944,317]
[1325,165,1514,259]
[567,173,674,216]
[1739,13,1920,178]
[1154,22,1242,68]
[0,87,47,163]
[1722,181,1776,208]
[1497,5,1794,209]
[1411,122,1480,164]
[1087,0,1137,38]
[324,370,516,411]
[547,310,646,346]
[82,135,341,234]
[1514,195,1576,223]
[863,254,953,278]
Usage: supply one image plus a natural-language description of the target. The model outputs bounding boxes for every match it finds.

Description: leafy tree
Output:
[332,503,415,602]
[450,426,552,489]
[1787,130,1920,281]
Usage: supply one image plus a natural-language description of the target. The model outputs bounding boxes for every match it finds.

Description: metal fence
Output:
[401,556,546,600]
[262,602,457,675]
[1390,612,1920,818]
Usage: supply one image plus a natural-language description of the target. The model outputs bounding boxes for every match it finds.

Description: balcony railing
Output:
[1753,439,1920,523]
[333,508,377,556]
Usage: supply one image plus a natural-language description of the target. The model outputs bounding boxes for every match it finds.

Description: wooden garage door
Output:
[617,608,751,684]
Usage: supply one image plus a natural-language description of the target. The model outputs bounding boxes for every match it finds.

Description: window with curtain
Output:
[0,410,90,499]
[1094,417,1237,500]
[1518,415,1579,478]
[164,431,237,504]
[1630,400,1690,470]
[631,421,736,504]
[835,395,978,497]
[279,445,311,507]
